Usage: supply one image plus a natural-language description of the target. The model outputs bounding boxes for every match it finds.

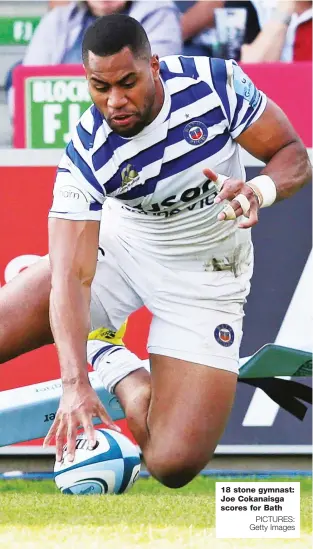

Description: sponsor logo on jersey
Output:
[51,184,89,213]
[183,121,208,146]
[127,179,217,217]
[233,65,260,108]
[214,324,234,347]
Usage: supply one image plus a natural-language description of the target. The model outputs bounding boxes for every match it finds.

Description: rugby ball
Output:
[54,428,141,495]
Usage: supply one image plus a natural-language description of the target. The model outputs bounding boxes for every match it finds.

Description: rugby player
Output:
[0,14,311,488]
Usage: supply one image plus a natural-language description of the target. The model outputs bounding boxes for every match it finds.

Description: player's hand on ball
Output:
[203,168,260,229]
[43,384,121,462]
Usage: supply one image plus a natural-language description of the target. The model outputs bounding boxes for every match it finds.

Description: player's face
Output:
[85,48,161,137]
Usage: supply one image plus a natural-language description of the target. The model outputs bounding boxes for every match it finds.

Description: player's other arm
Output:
[204,60,311,228]
[45,218,119,462]
[206,99,311,228]
[49,218,99,386]
[236,99,312,201]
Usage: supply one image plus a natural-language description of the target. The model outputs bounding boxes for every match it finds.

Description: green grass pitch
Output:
[0,476,311,548]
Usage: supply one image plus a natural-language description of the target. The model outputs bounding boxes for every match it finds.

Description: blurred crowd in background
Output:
[0,0,312,147]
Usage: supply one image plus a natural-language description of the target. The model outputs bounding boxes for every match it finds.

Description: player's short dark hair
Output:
[82,14,151,65]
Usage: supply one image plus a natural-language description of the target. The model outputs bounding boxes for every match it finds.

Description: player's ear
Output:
[150,55,160,81]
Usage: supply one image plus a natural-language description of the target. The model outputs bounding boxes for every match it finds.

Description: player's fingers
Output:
[55,421,68,462]
[232,194,251,218]
[214,179,243,204]
[66,418,79,462]
[43,427,55,448]
[43,412,61,448]
[203,168,218,182]
[217,199,242,221]
[218,188,258,222]
[238,203,259,229]
[80,415,97,451]
[203,169,230,193]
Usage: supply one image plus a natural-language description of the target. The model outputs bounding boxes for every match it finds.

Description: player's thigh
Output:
[148,353,237,471]
[146,268,251,469]
[90,248,144,331]
[0,257,53,361]
[148,268,250,372]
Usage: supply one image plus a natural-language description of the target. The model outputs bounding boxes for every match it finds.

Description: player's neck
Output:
[146,77,165,126]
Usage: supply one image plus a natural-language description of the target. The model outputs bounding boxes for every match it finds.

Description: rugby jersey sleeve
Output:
[49,110,105,221]
[209,58,268,140]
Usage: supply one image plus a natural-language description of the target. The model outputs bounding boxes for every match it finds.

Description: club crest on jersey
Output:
[214,324,234,347]
[183,121,208,146]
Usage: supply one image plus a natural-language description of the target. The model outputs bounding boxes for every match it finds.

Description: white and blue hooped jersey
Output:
[50,56,267,262]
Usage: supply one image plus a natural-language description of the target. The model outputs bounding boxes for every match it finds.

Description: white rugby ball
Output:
[54,428,141,495]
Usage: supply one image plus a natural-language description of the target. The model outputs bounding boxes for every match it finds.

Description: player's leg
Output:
[0,258,53,362]
[0,246,145,370]
[87,246,149,387]
[110,251,253,488]
[115,356,236,488]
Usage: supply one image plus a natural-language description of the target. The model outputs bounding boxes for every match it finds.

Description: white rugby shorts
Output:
[90,225,254,375]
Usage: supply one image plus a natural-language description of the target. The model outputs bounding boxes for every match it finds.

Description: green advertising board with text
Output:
[26,77,92,148]
[0,17,40,45]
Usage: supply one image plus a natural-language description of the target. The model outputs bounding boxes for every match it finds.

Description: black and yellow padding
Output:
[88,321,127,346]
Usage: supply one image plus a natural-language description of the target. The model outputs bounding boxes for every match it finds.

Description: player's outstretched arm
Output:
[236,99,312,201]
[44,218,120,462]
[204,100,311,229]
